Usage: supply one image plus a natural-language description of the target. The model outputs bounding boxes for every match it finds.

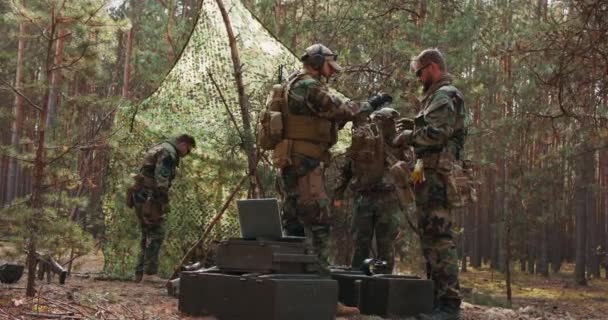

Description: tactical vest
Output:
[260,71,337,166]
[414,84,466,161]
[285,73,336,153]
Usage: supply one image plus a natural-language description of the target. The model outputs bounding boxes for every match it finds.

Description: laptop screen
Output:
[236,198,283,240]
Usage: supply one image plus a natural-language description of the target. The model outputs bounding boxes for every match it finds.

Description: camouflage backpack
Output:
[350,120,386,187]
[257,72,303,151]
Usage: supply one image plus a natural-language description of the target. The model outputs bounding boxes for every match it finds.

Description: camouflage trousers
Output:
[414,169,461,309]
[133,188,169,275]
[281,156,331,275]
[135,223,166,275]
[351,190,401,273]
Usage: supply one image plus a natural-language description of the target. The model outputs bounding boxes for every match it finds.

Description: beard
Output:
[422,78,433,92]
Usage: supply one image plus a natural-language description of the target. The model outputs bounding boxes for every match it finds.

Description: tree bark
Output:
[6,5,27,205]
[574,145,591,286]
[25,2,59,296]
[273,0,282,35]
[121,27,133,99]
[587,146,600,278]
[45,27,66,130]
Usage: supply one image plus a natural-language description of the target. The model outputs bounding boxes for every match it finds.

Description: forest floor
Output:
[1,247,608,320]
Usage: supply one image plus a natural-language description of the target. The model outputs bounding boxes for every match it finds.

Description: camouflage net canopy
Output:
[102,0,301,277]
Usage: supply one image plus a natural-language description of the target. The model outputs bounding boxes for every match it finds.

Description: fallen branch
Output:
[23,312,80,319]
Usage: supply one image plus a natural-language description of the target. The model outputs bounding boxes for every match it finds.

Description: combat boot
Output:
[336,302,360,317]
[417,305,461,320]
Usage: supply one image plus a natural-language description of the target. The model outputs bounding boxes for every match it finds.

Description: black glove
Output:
[368,93,393,110]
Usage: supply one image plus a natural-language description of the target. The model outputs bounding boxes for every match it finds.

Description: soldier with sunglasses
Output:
[393,48,467,320]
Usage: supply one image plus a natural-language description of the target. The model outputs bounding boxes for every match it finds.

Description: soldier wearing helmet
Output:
[277,43,391,317]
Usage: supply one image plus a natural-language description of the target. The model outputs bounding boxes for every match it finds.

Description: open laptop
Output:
[236,198,283,240]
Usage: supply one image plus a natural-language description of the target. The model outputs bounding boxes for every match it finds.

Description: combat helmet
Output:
[371,107,400,120]
[300,44,342,72]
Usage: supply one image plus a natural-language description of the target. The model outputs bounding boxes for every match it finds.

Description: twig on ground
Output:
[23,312,80,319]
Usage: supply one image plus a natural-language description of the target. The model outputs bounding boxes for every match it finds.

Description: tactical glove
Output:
[357,103,374,115]
[368,93,393,110]
[411,159,425,184]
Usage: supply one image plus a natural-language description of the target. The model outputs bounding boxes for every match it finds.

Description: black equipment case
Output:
[215,238,317,274]
[331,271,434,318]
[179,271,337,320]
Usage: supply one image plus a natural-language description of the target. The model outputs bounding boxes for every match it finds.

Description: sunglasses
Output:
[415,64,431,77]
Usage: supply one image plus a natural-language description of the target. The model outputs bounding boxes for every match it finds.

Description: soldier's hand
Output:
[368,93,393,110]
[392,130,413,147]
[396,117,414,132]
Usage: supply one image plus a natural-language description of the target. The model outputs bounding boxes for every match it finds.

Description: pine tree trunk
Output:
[25,4,58,296]
[586,147,600,278]
[122,27,133,99]
[273,0,282,35]
[574,145,590,286]
[488,167,497,269]
[6,7,27,205]
[45,27,66,130]
[528,232,536,274]
[215,0,262,198]
[538,223,549,277]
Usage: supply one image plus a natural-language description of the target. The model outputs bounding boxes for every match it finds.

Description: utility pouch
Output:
[296,163,330,225]
[258,109,284,151]
[258,84,287,150]
[444,173,465,209]
[142,195,167,225]
[272,139,292,168]
[442,160,477,209]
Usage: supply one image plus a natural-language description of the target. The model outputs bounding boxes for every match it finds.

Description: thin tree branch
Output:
[208,71,245,143]
[0,78,43,112]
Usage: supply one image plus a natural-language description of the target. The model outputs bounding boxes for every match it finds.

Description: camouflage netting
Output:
[102,0,301,277]
[102,0,419,278]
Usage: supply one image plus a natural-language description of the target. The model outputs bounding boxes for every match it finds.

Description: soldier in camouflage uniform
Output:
[279,43,390,316]
[334,107,405,273]
[393,49,466,320]
[127,134,195,282]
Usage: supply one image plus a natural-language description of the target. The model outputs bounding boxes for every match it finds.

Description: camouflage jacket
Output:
[137,141,180,194]
[287,70,369,122]
[397,77,466,159]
